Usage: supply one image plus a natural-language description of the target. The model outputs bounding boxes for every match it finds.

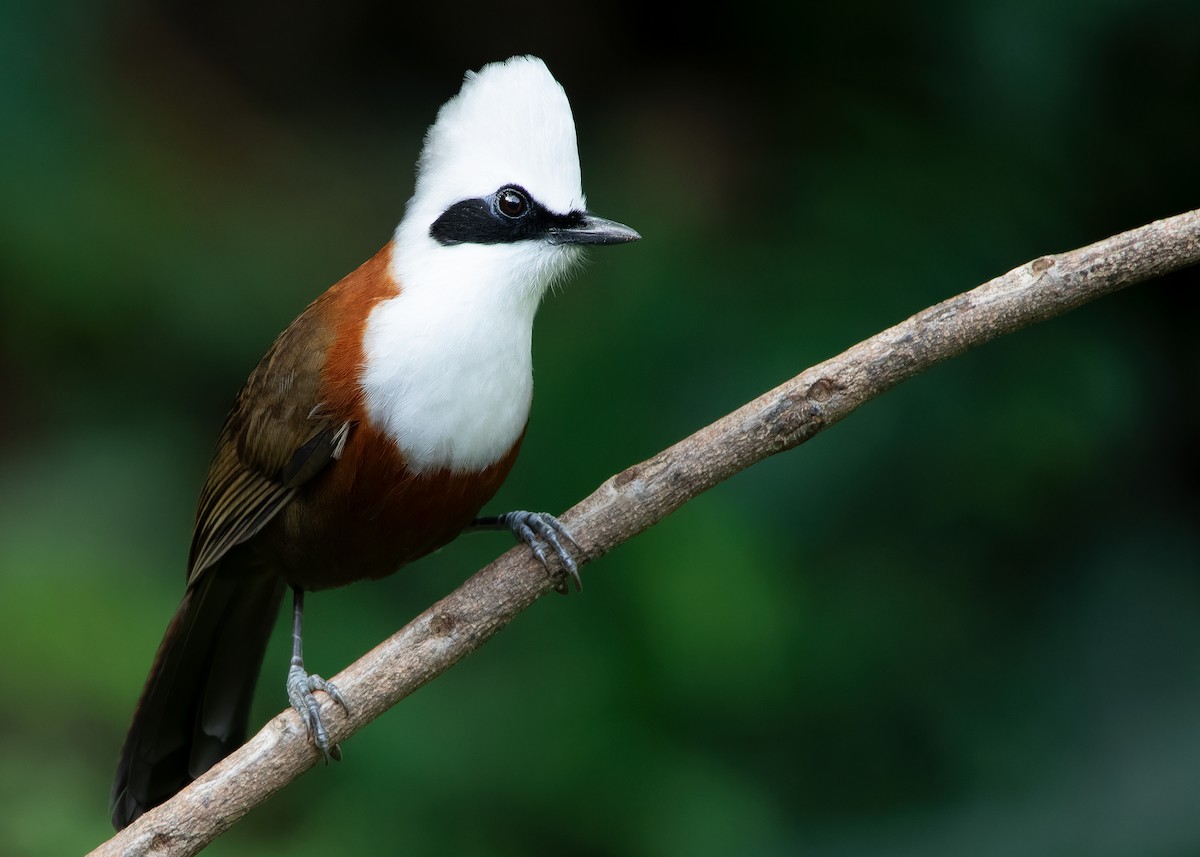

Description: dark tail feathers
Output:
[110,568,284,829]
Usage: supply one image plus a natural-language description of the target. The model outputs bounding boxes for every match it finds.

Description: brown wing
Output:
[187,299,353,585]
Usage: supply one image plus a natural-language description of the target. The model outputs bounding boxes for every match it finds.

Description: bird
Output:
[110,55,639,830]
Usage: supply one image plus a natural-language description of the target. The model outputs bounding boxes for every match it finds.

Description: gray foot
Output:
[498,510,583,592]
[287,664,347,762]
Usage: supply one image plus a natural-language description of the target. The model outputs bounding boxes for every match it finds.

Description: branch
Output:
[90,208,1200,856]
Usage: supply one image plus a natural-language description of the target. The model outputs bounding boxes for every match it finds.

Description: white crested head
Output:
[365,57,637,473]
[414,56,584,222]
[391,56,588,303]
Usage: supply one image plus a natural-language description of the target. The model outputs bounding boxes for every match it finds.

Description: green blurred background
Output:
[2,1,1199,854]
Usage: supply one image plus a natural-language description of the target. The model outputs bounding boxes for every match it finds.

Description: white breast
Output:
[358,244,545,474]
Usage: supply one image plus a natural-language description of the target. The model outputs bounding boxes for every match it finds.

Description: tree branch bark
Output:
[90,208,1200,857]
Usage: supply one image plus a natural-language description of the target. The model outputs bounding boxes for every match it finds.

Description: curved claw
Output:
[287,665,348,762]
[498,511,584,592]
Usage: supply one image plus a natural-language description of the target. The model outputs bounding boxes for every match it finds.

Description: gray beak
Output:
[547,213,641,246]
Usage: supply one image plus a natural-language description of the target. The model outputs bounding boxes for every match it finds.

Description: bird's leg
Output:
[286,587,347,762]
[470,511,584,592]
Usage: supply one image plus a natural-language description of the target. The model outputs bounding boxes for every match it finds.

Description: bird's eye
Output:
[496,188,529,218]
